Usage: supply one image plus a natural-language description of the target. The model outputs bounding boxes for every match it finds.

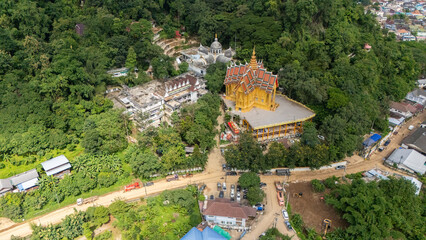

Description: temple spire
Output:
[249,46,258,70]
[215,33,218,40]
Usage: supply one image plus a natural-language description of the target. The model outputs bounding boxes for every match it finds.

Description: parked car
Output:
[384,140,391,146]
[231,184,235,190]
[243,193,247,199]
[222,164,227,171]
[260,182,267,188]
[223,182,227,191]
[237,185,241,192]
[282,209,289,220]
[231,189,235,199]
[335,165,346,170]
[217,182,221,190]
[199,184,206,192]
[210,195,214,200]
[284,221,293,230]
[259,232,266,238]
[226,171,237,176]
[237,192,241,202]
[143,181,154,187]
[219,191,224,198]
[378,147,384,152]
[231,197,235,202]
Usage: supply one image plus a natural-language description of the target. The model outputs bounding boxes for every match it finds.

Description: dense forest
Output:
[0,0,423,165]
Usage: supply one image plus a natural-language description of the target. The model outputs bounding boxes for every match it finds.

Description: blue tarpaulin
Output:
[363,134,382,147]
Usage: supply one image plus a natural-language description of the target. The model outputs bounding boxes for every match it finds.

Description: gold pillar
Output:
[294,122,297,134]
[284,124,288,136]
[279,125,281,136]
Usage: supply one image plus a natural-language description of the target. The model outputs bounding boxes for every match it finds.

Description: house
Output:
[405,89,426,106]
[201,199,256,229]
[363,133,382,148]
[0,179,13,196]
[401,127,426,154]
[390,101,413,118]
[8,169,39,192]
[41,155,72,178]
[402,35,416,41]
[396,28,410,37]
[418,79,426,88]
[402,176,422,195]
[180,227,227,240]
[386,149,426,175]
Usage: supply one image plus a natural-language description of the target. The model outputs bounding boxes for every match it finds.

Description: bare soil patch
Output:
[287,182,348,233]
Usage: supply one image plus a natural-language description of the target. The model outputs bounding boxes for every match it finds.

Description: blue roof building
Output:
[181,227,227,240]
[363,134,382,147]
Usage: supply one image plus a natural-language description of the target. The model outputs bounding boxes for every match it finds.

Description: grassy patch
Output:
[0,145,84,179]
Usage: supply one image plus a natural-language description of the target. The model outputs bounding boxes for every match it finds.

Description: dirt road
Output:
[1,111,424,239]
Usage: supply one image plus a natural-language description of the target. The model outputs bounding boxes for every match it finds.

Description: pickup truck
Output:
[166,174,179,182]
[77,196,98,206]
[275,181,283,191]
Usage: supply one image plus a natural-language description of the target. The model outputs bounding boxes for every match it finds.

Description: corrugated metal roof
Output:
[46,163,72,176]
[41,155,70,171]
[0,179,12,190]
[17,178,38,191]
[8,169,39,186]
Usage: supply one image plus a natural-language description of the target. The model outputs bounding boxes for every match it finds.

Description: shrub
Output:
[311,179,325,192]
[324,176,339,189]
[0,163,5,169]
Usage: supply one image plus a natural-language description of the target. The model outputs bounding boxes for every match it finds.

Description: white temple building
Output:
[178,34,235,75]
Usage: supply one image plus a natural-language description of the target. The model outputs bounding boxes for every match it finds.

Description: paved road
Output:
[1,111,424,239]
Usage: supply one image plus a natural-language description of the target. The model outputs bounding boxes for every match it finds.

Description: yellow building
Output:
[224,48,278,112]
[223,48,315,141]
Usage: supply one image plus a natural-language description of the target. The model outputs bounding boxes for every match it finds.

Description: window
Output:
[239,108,242,111]
[221,221,225,224]
[256,97,258,101]
[261,99,264,103]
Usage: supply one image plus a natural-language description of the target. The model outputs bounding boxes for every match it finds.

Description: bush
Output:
[97,172,117,188]
[345,172,363,180]
[311,179,325,192]
[324,176,339,189]
[0,163,5,169]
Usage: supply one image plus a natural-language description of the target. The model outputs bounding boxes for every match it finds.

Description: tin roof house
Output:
[41,155,72,178]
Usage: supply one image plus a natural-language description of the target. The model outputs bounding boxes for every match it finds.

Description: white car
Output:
[282,209,289,220]
[231,189,235,199]
[237,192,241,202]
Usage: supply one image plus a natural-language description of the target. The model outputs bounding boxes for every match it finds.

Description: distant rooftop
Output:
[222,94,315,130]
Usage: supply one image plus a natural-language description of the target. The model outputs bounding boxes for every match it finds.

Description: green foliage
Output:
[94,206,110,227]
[95,231,113,240]
[82,109,128,154]
[260,227,292,240]
[247,186,265,205]
[225,133,264,172]
[125,47,137,71]
[311,179,325,192]
[31,211,87,240]
[326,178,425,239]
[205,62,227,93]
[227,135,335,170]
[127,147,161,179]
[238,172,261,189]
[113,188,201,239]
[324,176,339,189]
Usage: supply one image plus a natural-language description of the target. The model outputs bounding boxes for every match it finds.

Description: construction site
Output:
[287,182,348,234]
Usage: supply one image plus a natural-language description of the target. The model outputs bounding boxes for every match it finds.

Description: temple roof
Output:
[224,61,277,95]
